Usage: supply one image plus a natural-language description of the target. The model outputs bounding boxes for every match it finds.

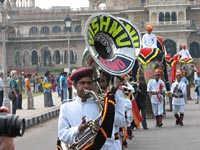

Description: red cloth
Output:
[67,77,73,88]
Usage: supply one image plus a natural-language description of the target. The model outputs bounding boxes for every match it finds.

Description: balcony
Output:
[146,20,191,31]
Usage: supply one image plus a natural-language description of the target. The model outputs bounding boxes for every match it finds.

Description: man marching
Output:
[147,68,166,127]
[171,69,187,126]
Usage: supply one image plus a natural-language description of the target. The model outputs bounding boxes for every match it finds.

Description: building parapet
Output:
[145,0,195,7]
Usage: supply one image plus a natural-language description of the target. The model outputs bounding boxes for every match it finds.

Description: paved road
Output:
[126,99,200,150]
[14,100,200,150]
[15,118,58,150]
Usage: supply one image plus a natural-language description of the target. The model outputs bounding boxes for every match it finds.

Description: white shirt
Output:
[171,80,186,105]
[0,77,4,91]
[147,79,166,104]
[178,49,192,59]
[194,74,200,87]
[58,96,101,144]
[142,33,157,48]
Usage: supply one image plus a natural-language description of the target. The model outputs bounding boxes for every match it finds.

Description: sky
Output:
[35,0,89,9]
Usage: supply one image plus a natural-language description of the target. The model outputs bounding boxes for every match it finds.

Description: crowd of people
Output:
[0,69,75,115]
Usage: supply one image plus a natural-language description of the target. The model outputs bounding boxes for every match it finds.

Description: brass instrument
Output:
[67,90,103,150]
[59,13,139,150]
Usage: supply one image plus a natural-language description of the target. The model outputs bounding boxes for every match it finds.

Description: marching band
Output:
[57,13,195,150]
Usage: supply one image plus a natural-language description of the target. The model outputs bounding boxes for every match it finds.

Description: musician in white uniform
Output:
[147,68,166,127]
[142,24,157,48]
[99,71,129,150]
[58,67,102,147]
[194,70,200,104]
[171,69,187,126]
[178,44,192,59]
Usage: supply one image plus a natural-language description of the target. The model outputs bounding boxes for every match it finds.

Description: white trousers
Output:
[151,103,164,116]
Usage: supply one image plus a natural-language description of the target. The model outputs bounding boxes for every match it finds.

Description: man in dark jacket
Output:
[135,75,148,130]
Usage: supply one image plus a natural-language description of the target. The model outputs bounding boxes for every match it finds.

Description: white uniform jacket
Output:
[58,96,101,144]
[178,49,192,59]
[142,33,157,48]
[171,80,187,105]
[147,79,166,104]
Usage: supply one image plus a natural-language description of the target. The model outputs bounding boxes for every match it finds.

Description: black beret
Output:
[70,67,93,82]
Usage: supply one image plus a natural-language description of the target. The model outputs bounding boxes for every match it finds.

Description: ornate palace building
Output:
[0,0,200,73]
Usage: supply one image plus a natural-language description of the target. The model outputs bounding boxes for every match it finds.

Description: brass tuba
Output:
[84,13,136,76]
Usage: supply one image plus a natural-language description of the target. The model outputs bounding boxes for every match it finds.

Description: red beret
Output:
[70,67,93,82]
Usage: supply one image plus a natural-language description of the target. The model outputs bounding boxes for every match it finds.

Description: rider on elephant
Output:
[142,24,157,48]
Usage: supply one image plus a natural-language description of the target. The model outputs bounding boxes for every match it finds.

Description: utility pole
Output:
[1,0,10,109]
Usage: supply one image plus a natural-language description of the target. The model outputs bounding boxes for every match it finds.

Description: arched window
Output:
[41,26,50,35]
[164,39,177,57]
[190,42,200,58]
[54,50,61,64]
[32,51,38,65]
[40,48,52,67]
[191,19,196,27]
[15,51,21,66]
[29,27,38,35]
[74,25,81,33]
[52,26,61,33]
[64,49,75,64]
[165,12,170,21]
[159,12,164,22]
[171,12,177,21]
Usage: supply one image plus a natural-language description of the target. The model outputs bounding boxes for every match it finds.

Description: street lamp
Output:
[64,16,72,72]
[0,0,10,109]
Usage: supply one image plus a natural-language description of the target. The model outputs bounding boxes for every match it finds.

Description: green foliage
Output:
[51,67,64,73]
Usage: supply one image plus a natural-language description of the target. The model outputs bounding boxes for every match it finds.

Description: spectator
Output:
[25,74,35,109]
[43,71,54,107]
[17,75,23,109]
[56,73,61,97]
[67,73,72,99]
[34,74,39,93]
[9,70,19,114]
[60,72,67,101]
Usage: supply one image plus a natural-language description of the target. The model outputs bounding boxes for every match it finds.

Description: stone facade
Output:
[0,0,200,73]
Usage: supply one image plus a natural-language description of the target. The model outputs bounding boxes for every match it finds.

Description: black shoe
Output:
[144,127,149,130]
[158,122,163,127]
[179,123,184,126]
